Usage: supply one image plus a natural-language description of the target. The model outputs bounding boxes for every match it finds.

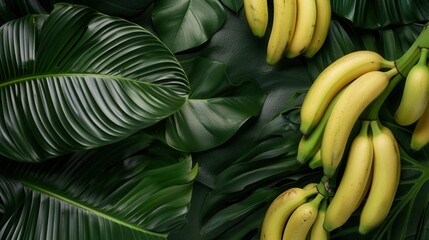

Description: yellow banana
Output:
[394,50,429,125]
[324,121,373,231]
[321,69,397,177]
[300,51,395,134]
[411,102,429,150]
[282,193,324,240]
[304,0,331,58]
[261,185,318,240]
[266,0,297,65]
[297,88,344,163]
[285,0,317,58]
[359,121,401,235]
[244,0,269,37]
[308,149,322,169]
[309,198,329,240]
[303,182,318,190]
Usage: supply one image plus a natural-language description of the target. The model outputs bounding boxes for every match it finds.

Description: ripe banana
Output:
[394,49,429,125]
[309,198,329,240]
[282,193,324,240]
[359,121,400,235]
[260,185,318,240]
[411,102,429,150]
[285,0,317,58]
[297,88,344,163]
[304,0,331,58]
[324,121,373,231]
[308,149,322,169]
[266,0,297,65]
[321,69,396,177]
[300,51,395,134]
[244,0,269,37]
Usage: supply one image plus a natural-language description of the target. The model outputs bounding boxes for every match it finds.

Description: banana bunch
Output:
[393,48,429,150]
[297,50,398,176]
[260,183,329,240]
[323,120,401,234]
[244,0,332,65]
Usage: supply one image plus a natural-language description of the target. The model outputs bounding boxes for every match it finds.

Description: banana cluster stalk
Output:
[244,0,331,65]
[260,183,328,240]
[297,51,397,176]
[322,120,401,234]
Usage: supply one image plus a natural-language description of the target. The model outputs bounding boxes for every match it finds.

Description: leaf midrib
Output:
[20,179,167,238]
[0,73,160,88]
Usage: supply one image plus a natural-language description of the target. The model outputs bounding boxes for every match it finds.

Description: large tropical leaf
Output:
[157,57,266,152]
[0,134,198,239]
[152,0,226,53]
[0,3,190,162]
[332,0,429,29]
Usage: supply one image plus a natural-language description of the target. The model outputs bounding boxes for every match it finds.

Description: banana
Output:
[309,198,329,240]
[285,0,317,58]
[303,0,331,58]
[261,185,318,240]
[321,69,397,177]
[324,121,373,231]
[297,88,344,163]
[411,102,429,150]
[308,149,322,169]
[300,51,395,134]
[244,0,269,37]
[359,121,401,235]
[394,48,429,125]
[282,193,324,240]
[266,0,297,65]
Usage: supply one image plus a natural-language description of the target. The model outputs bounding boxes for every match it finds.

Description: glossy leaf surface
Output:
[0,3,189,162]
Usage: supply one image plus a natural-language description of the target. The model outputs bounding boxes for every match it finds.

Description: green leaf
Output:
[52,0,153,18]
[0,0,48,23]
[148,57,265,152]
[152,0,226,53]
[198,114,322,239]
[0,3,190,162]
[220,0,243,13]
[332,0,429,29]
[0,134,198,239]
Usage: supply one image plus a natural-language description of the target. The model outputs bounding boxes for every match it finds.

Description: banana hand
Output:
[300,51,395,134]
[282,193,324,240]
[359,121,401,234]
[321,69,396,177]
[297,88,344,163]
[324,121,373,231]
[261,184,318,240]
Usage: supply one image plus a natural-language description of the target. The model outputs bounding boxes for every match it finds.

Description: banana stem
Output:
[395,22,429,77]
[317,175,334,197]
[418,48,429,65]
